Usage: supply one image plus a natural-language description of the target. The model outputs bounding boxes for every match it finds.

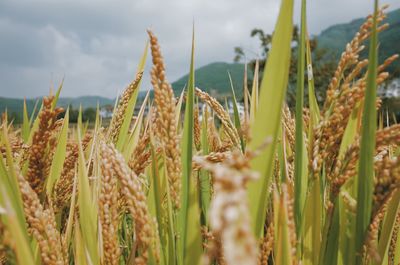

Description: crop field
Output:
[0,0,400,264]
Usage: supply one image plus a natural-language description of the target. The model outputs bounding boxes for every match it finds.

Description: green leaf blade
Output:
[355,1,379,263]
[247,0,294,238]
[294,0,308,243]
[46,109,69,195]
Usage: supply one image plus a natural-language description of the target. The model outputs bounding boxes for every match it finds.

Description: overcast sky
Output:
[0,0,399,98]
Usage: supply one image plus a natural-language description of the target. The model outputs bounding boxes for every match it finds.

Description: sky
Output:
[0,0,399,98]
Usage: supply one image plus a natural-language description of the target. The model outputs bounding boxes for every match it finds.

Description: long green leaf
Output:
[394,218,400,265]
[243,62,250,125]
[274,186,293,265]
[122,91,150,160]
[294,0,307,242]
[321,199,340,265]
[175,89,185,130]
[355,1,379,263]
[179,26,202,265]
[228,71,245,151]
[26,103,42,147]
[247,0,294,237]
[305,34,320,125]
[74,217,89,265]
[303,177,322,265]
[46,109,69,195]
[51,78,64,110]
[199,105,211,226]
[148,140,169,265]
[77,128,99,265]
[0,127,34,262]
[249,60,259,124]
[116,41,148,151]
[29,99,39,126]
[22,98,30,142]
[375,190,400,265]
[0,188,35,265]
[338,104,361,158]
[1,126,27,227]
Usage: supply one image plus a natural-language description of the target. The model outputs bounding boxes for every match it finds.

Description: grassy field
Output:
[0,0,400,265]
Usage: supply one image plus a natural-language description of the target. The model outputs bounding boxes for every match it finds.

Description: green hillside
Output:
[57,96,114,109]
[172,62,250,99]
[0,97,38,116]
[0,96,114,116]
[170,9,400,98]
[317,8,400,75]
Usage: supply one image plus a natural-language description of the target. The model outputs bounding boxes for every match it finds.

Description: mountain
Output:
[171,62,250,99]
[0,95,114,116]
[169,9,400,98]
[56,96,114,109]
[317,8,400,75]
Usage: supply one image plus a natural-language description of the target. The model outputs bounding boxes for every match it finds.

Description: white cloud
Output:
[0,0,399,98]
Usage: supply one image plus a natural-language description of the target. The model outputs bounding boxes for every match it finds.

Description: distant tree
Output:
[234,26,337,107]
[233,47,245,63]
[69,108,79,123]
[82,107,96,122]
[8,112,23,124]
[58,104,79,123]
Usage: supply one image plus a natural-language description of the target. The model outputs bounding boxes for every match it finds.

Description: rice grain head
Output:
[99,140,157,264]
[147,30,182,209]
[109,71,144,144]
[194,150,259,265]
[27,96,64,195]
[17,170,66,265]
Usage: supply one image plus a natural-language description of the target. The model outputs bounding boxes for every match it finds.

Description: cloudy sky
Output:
[0,0,399,98]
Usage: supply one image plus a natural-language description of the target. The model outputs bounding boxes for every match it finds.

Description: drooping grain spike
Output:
[99,142,121,265]
[26,96,64,195]
[17,170,66,265]
[147,30,182,209]
[195,87,240,148]
[109,71,144,143]
[100,141,157,264]
[194,150,259,265]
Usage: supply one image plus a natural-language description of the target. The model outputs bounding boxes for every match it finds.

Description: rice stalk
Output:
[148,30,182,209]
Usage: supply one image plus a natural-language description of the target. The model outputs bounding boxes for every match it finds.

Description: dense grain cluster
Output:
[100,141,156,264]
[258,221,274,265]
[311,5,394,180]
[27,96,63,195]
[53,133,91,210]
[17,171,65,265]
[99,142,121,265]
[194,151,259,265]
[109,71,144,144]
[128,133,152,175]
[148,30,182,209]
[195,88,240,148]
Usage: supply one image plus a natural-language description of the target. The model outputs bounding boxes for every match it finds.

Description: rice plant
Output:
[0,0,399,264]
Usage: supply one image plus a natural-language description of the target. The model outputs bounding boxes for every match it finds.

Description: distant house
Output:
[227,101,244,117]
[99,105,114,118]
[378,78,400,98]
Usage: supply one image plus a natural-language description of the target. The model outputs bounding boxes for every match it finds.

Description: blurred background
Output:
[0,0,399,123]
